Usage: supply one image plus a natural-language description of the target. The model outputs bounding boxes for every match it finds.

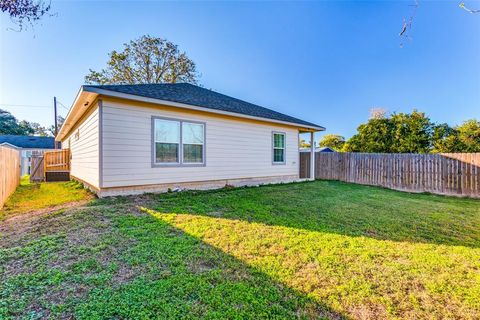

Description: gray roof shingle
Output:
[0,135,55,149]
[84,83,323,129]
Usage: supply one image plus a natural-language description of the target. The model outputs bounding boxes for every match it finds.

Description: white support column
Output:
[310,131,315,180]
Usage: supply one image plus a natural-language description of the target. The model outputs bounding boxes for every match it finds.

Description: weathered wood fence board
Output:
[301,152,480,198]
[44,149,70,172]
[30,151,45,183]
[0,146,21,208]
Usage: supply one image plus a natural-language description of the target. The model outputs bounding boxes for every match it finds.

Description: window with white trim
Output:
[153,118,205,165]
[154,119,180,163]
[182,122,204,163]
[272,132,286,164]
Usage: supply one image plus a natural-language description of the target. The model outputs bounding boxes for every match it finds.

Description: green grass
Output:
[0,176,92,220]
[1,180,479,319]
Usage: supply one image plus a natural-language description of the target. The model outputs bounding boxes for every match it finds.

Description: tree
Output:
[343,117,395,153]
[48,115,65,136]
[431,120,480,153]
[456,119,480,152]
[17,120,35,135]
[85,35,199,85]
[0,0,51,31]
[0,109,51,136]
[431,123,458,152]
[0,109,21,134]
[29,122,49,136]
[299,139,311,148]
[0,109,36,135]
[319,134,345,151]
[390,111,432,153]
[344,110,434,153]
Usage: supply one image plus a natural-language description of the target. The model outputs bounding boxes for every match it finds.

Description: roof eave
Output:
[56,86,99,141]
[82,86,325,132]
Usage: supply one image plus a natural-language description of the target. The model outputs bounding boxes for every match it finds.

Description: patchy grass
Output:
[0,180,479,319]
[0,176,92,220]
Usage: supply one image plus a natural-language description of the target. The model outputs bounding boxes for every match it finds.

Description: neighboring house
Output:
[56,83,325,197]
[0,135,56,175]
[300,147,336,153]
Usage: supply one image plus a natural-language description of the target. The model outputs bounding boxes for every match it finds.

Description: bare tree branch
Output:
[459,2,480,13]
[399,0,419,48]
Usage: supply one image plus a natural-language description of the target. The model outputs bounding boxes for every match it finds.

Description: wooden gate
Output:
[43,149,70,182]
[30,151,45,182]
[299,152,311,179]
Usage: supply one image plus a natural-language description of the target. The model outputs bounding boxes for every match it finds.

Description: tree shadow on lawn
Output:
[77,212,347,319]
[141,180,480,248]
[141,207,480,320]
[0,203,346,319]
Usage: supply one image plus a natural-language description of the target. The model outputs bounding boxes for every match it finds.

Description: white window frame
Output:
[272,131,286,165]
[152,116,206,167]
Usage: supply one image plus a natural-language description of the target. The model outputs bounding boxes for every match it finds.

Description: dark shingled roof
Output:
[0,135,55,149]
[84,83,323,129]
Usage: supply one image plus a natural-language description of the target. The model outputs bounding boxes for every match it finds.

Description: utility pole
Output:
[54,96,58,149]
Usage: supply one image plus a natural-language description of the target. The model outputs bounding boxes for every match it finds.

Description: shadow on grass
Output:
[72,208,347,319]
[139,180,480,248]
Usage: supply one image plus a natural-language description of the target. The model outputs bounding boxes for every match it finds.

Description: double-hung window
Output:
[153,117,205,166]
[272,132,286,164]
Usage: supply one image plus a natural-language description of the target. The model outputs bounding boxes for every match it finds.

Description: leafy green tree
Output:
[0,109,35,135]
[456,119,480,152]
[390,111,432,153]
[319,134,345,151]
[431,120,480,153]
[345,109,479,153]
[0,109,50,136]
[431,123,459,152]
[299,139,311,148]
[17,120,35,135]
[344,117,394,152]
[85,35,199,85]
[0,109,22,134]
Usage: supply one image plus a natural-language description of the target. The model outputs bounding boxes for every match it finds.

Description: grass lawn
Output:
[0,180,479,319]
[0,176,92,220]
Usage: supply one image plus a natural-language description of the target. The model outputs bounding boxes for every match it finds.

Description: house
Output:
[56,83,325,197]
[300,147,336,153]
[0,135,56,175]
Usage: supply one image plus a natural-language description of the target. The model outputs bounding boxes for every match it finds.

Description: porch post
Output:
[310,131,315,180]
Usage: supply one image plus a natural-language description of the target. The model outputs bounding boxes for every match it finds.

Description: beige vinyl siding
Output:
[101,100,299,188]
[62,103,100,188]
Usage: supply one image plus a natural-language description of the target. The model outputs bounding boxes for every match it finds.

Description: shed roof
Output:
[0,135,55,149]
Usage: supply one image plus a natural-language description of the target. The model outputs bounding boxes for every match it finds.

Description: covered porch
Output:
[298,130,320,180]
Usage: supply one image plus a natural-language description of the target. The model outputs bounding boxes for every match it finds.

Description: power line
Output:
[0,103,51,108]
[56,100,70,111]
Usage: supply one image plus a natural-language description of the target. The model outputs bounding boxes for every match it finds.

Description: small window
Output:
[154,119,180,163]
[273,132,286,164]
[182,122,204,163]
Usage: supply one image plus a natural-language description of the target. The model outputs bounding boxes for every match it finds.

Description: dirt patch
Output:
[1,199,91,223]
[0,201,92,249]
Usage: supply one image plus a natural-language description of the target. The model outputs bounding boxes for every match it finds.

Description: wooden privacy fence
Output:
[44,149,70,172]
[0,146,21,208]
[301,152,480,198]
[43,149,70,182]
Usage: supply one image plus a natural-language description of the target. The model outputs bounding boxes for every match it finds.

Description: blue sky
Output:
[1,0,479,142]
